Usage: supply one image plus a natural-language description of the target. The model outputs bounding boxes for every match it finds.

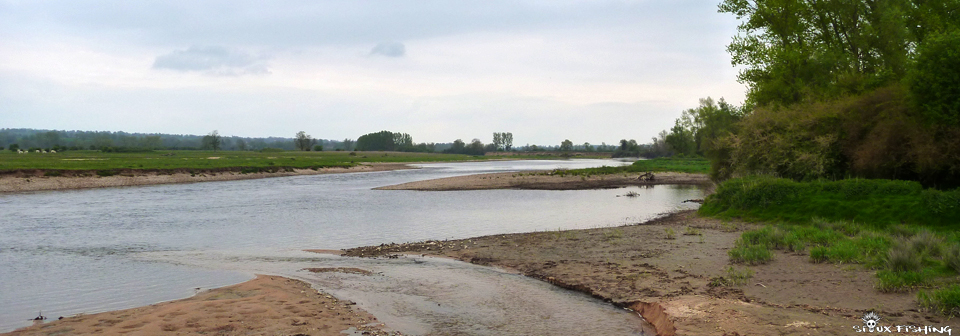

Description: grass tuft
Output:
[919,285,960,317]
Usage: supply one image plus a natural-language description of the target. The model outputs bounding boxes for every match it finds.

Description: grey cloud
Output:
[152,46,269,75]
[370,42,405,57]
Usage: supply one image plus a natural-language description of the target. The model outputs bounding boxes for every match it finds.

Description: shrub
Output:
[910,230,945,258]
[887,241,922,272]
[909,30,960,126]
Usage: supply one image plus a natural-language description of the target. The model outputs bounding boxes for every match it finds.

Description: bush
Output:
[887,241,922,272]
[945,244,960,274]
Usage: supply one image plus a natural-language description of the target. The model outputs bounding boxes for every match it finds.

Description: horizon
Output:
[1,1,746,145]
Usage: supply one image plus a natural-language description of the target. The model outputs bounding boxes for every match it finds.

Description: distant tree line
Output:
[0,128,353,152]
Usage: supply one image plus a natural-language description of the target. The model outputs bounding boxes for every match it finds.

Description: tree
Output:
[341,138,355,151]
[665,120,695,156]
[356,131,396,151]
[560,139,573,152]
[493,133,503,151]
[910,30,960,126]
[583,142,593,152]
[503,132,513,151]
[719,0,923,107]
[235,138,247,151]
[294,131,316,151]
[8,143,19,152]
[313,145,324,152]
[202,130,222,151]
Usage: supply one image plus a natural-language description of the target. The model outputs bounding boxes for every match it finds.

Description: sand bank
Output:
[375,171,712,191]
[4,274,399,336]
[0,163,413,193]
[345,211,957,336]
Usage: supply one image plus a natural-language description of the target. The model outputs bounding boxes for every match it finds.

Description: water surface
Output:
[0,159,703,334]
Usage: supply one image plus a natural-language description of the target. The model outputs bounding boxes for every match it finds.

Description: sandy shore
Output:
[4,274,399,336]
[0,163,413,193]
[375,171,712,191]
[345,211,959,336]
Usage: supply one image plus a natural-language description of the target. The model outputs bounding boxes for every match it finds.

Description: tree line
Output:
[652,0,960,188]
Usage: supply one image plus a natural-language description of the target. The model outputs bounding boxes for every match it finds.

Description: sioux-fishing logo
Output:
[852,311,952,334]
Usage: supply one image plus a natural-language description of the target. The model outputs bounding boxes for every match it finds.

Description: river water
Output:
[0,159,704,334]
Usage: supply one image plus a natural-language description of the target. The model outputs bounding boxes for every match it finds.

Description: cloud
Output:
[370,42,406,57]
[152,46,269,75]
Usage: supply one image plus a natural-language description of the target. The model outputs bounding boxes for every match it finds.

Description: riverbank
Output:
[0,163,414,193]
[344,210,956,336]
[4,274,399,336]
[375,171,711,191]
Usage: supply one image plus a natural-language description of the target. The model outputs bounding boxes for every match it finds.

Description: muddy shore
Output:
[0,163,413,193]
[375,171,712,191]
[344,211,958,336]
[5,274,399,336]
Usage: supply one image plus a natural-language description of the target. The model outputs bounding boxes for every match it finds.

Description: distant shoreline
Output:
[375,171,712,191]
[0,163,414,193]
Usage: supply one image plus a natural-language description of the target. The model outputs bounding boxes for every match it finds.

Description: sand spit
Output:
[0,163,413,193]
[344,211,958,336]
[4,275,399,336]
[374,171,712,191]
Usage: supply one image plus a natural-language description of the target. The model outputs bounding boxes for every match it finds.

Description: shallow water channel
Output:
[0,159,704,334]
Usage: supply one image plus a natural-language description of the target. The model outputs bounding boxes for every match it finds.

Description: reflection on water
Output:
[0,159,700,333]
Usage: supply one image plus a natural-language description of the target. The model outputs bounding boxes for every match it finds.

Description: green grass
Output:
[0,150,513,172]
[919,285,960,317]
[699,176,960,227]
[554,157,711,176]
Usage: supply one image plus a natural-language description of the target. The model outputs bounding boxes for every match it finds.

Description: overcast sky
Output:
[0,0,745,146]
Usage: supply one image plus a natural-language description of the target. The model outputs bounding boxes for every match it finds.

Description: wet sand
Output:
[5,274,398,336]
[345,211,959,336]
[0,163,413,193]
[374,171,711,191]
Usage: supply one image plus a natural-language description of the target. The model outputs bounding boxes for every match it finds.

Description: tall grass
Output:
[700,176,960,227]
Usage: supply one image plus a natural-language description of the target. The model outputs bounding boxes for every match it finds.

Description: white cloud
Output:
[370,42,406,57]
[153,46,269,76]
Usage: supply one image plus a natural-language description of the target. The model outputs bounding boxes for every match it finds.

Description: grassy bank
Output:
[700,176,960,227]
[703,176,960,316]
[0,150,556,173]
[554,157,710,176]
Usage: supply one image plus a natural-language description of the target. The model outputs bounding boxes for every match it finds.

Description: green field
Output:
[0,150,500,172]
[559,157,711,176]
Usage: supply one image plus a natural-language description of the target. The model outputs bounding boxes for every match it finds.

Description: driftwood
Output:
[637,172,655,181]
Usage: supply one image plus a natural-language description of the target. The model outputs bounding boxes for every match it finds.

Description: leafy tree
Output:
[909,29,960,126]
[313,145,324,151]
[235,138,247,151]
[503,132,513,151]
[294,131,316,151]
[719,0,927,107]
[583,142,593,152]
[560,139,573,151]
[493,132,503,151]
[8,143,19,152]
[202,130,222,151]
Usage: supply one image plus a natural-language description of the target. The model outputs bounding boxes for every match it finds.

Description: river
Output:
[0,159,705,334]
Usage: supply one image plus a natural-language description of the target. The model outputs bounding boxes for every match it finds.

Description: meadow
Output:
[557,157,711,176]
[703,176,960,316]
[0,150,498,172]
